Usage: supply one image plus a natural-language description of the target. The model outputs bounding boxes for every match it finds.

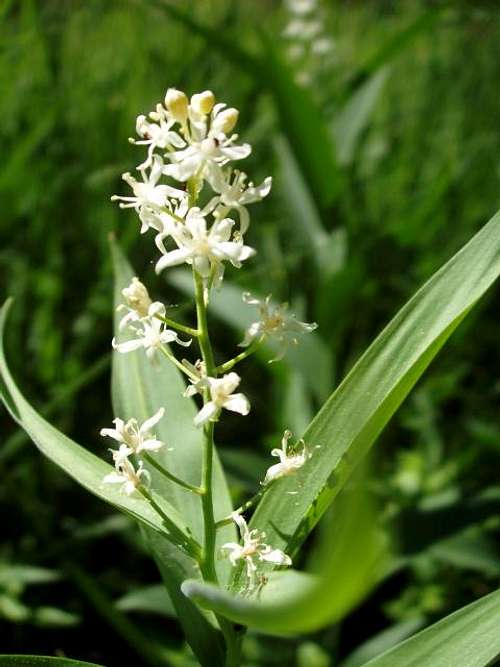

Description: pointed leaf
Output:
[361,587,500,667]
[249,211,500,560]
[0,300,193,549]
[0,658,104,667]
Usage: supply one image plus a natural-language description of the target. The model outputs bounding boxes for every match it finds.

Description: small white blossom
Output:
[117,277,166,331]
[185,372,250,427]
[155,207,255,286]
[103,451,150,496]
[240,293,317,359]
[133,108,186,169]
[112,317,191,361]
[206,170,272,234]
[221,513,292,582]
[100,408,165,455]
[163,102,251,187]
[263,430,309,485]
[111,155,185,215]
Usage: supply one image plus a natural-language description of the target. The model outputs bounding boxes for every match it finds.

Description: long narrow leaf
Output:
[0,300,192,548]
[361,587,500,667]
[249,212,500,559]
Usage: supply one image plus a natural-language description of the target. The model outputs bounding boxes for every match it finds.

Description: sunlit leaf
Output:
[361,587,500,667]
[0,300,192,550]
[249,211,500,563]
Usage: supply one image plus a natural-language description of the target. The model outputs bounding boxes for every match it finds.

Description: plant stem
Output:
[194,269,218,583]
[155,313,199,338]
[215,486,269,528]
[216,340,261,374]
[139,487,201,560]
[143,453,203,494]
[158,345,198,380]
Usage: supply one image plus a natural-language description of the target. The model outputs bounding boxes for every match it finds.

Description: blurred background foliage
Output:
[2,0,500,665]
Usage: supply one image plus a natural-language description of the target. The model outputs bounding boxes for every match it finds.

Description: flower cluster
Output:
[112,88,271,288]
[221,513,291,584]
[101,409,165,496]
[283,0,336,86]
[108,87,319,589]
[113,278,190,363]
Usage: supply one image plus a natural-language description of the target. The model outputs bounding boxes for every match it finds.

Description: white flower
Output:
[185,372,250,427]
[221,513,292,581]
[103,451,150,496]
[206,170,272,234]
[117,277,166,331]
[263,430,309,485]
[155,207,255,286]
[240,293,317,358]
[163,103,251,186]
[133,108,186,169]
[111,155,185,215]
[100,408,165,455]
[112,317,191,361]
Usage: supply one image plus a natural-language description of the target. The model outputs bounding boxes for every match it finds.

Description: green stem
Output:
[216,340,261,374]
[143,453,203,495]
[139,487,201,560]
[155,313,199,338]
[158,345,198,380]
[215,486,269,528]
[194,269,218,583]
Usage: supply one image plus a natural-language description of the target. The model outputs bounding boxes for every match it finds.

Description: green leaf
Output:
[116,584,176,618]
[249,211,500,560]
[110,240,233,667]
[0,300,192,550]
[0,658,103,667]
[334,68,389,166]
[182,481,383,634]
[338,618,426,667]
[361,587,500,667]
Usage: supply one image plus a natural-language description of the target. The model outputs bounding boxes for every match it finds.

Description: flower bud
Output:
[213,107,239,134]
[122,277,152,317]
[190,90,215,115]
[164,88,188,123]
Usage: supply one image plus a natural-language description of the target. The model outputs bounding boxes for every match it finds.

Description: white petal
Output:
[100,428,122,442]
[260,548,292,567]
[223,393,250,416]
[103,472,125,485]
[194,401,219,427]
[155,248,193,274]
[139,407,165,435]
[221,144,252,161]
[112,338,144,353]
[138,439,164,452]
[263,462,285,485]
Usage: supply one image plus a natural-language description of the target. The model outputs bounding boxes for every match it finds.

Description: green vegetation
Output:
[2,1,500,665]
